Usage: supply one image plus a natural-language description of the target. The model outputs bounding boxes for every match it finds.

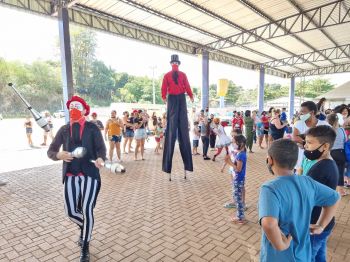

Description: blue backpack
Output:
[345,140,350,162]
[343,129,350,162]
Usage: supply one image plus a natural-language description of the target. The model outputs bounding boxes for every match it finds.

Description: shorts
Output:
[109,135,122,143]
[263,129,269,135]
[135,128,147,140]
[193,140,199,148]
[125,129,134,138]
[155,137,161,143]
[26,128,32,134]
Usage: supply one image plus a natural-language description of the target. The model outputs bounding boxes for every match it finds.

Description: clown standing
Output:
[47,96,106,262]
[161,54,194,178]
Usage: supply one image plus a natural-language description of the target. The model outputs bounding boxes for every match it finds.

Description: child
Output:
[297,156,317,176]
[192,121,200,155]
[221,128,243,172]
[304,125,341,260]
[212,118,231,161]
[224,135,247,224]
[259,139,340,262]
[280,108,288,123]
[154,122,163,154]
[24,117,33,147]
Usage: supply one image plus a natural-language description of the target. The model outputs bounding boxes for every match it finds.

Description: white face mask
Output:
[300,113,311,122]
[232,143,238,150]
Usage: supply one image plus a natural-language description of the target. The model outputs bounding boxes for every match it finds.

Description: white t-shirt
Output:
[294,119,330,168]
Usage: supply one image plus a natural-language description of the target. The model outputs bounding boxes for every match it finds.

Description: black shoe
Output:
[204,156,211,160]
[80,242,90,262]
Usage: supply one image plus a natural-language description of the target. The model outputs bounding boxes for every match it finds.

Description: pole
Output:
[201,50,209,110]
[150,66,156,105]
[289,76,295,121]
[58,2,74,123]
[258,66,265,113]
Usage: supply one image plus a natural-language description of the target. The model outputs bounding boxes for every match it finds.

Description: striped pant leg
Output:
[63,176,84,227]
[81,176,101,243]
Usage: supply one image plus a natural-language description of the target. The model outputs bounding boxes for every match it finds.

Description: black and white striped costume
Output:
[48,121,106,245]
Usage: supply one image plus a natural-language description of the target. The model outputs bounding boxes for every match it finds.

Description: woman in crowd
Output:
[336,105,350,187]
[260,111,269,148]
[327,113,348,196]
[244,110,255,153]
[134,110,147,161]
[122,111,135,154]
[316,97,327,120]
[269,109,287,141]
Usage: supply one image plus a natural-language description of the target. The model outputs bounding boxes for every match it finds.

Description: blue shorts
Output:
[109,135,122,143]
[193,140,199,148]
[125,129,134,138]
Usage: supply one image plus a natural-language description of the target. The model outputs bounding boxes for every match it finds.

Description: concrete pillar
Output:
[258,66,265,113]
[289,76,295,121]
[201,50,209,110]
[219,96,225,108]
[58,5,74,123]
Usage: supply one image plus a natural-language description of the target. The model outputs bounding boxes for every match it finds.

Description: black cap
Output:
[170,54,181,64]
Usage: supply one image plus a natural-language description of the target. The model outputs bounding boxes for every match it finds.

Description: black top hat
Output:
[170,54,181,64]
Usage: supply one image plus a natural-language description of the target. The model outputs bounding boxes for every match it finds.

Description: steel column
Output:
[201,50,209,110]
[58,5,74,123]
[219,97,225,108]
[258,67,265,113]
[289,77,295,121]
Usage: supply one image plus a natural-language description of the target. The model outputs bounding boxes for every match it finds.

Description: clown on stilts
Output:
[47,96,106,262]
[162,54,194,181]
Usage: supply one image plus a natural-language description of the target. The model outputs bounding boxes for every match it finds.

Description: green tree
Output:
[87,60,115,104]
[70,28,97,94]
[296,78,334,99]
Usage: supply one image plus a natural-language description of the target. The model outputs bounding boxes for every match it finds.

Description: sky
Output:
[0,5,349,90]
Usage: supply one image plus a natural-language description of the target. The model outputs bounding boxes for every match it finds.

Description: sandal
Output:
[224,202,236,208]
[230,216,247,224]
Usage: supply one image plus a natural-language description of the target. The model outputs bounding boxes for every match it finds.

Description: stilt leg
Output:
[168,173,172,181]
[184,170,187,180]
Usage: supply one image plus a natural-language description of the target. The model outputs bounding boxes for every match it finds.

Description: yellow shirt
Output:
[106,118,122,136]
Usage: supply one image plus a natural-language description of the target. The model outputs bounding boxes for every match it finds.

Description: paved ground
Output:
[0,144,349,262]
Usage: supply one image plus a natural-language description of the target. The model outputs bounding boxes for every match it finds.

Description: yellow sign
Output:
[217,79,229,97]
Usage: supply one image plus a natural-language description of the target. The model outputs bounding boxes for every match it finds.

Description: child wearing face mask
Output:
[224,135,247,224]
[304,125,340,262]
[259,139,340,262]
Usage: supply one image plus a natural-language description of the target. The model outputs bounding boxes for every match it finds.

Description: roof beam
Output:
[288,0,350,62]
[178,0,304,71]
[119,0,298,70]
[208,0,350,55]
[51,0,80,16]
[264,44,350,67]
[236,0,336,67]
[0,0,288,78]
[288,63,350,77]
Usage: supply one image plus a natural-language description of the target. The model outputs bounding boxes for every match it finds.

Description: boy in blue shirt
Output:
[259,139,340,262]
[280,108,288,123]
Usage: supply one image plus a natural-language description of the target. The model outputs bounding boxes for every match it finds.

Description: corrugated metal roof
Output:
[74,0,350,76]
[10,0,349,77]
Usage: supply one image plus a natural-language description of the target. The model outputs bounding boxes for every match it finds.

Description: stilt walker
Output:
[47,96,106,262]
[162,54,194,181]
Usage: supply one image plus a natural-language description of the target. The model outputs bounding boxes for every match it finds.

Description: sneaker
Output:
[203,156,211,160]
